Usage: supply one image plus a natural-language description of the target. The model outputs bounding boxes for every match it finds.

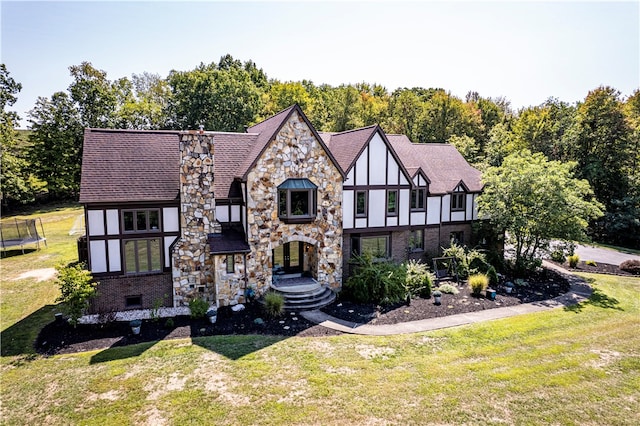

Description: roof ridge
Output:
[331,124,378,136]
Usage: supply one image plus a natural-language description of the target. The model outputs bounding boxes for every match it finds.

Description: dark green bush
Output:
[345,254,406,304]
[550,250,566,263]
[442,242,488,279]
[487,265,499,286]
[189,298,209,318]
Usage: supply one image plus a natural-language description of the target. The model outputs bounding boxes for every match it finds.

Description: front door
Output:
[273,242,303,274]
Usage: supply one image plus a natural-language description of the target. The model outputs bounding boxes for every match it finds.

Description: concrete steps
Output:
[268,278,336,311]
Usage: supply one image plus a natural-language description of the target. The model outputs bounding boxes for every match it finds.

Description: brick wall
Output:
[89,273,173,313]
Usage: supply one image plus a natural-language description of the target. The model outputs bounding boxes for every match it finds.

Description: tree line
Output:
[1,55,638,248]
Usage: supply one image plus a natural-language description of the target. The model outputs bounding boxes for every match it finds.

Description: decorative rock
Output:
[231,304,245,312]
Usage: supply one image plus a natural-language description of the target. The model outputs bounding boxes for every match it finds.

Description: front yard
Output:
[1,206,639,424]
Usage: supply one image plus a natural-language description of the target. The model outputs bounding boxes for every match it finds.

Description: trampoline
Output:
[0,218,47,254]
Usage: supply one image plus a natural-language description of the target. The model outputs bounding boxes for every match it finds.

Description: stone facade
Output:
[214,254,248,306]
[172,132,217,306]
[244,111,343,295]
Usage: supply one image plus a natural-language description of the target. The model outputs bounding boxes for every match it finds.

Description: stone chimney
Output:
[172,131,216,306]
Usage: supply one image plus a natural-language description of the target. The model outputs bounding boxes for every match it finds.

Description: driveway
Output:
[574,244,640,266]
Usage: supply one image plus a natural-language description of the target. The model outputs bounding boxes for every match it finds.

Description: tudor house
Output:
[79,105,482,313]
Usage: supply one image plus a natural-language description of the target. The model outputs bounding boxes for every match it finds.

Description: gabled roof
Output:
[321,125,413,184]
[387,134,483,195]
[211,132,259,198]
[79,129,181,203]
[238,104,344,179]
[319,125,377,174]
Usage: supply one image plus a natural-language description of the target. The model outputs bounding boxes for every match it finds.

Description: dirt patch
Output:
[14,267,56,282]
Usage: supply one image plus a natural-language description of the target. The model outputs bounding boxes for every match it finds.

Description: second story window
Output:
[356,191,367,217]
[278,179,317,223]
[451,193,466,211]
[411,189,426,211]
[387,190,398,216]
[123,209,160,233]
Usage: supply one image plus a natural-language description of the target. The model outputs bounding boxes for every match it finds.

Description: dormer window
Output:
[451,184,466,211]
[278,178,317,223]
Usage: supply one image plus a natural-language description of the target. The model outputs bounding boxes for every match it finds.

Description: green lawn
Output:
[1,207,639,425]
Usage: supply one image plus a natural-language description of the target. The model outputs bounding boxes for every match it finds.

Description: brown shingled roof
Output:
[79,129,180,203]
[239,105,344,179]
[211,132,259,198]
[387,135,483,194]
[321,125,377,174]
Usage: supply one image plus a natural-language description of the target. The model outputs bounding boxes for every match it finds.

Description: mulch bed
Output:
[322,267,571,324]
[563,260,638,276]
[36,265,592,355]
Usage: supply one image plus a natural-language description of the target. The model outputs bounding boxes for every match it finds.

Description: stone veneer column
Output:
[172,132,216,307]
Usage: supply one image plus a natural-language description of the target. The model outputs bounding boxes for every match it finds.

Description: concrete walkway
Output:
[300,262,592,336]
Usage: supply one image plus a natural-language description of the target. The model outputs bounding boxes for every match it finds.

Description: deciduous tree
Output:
[478,150,603,273]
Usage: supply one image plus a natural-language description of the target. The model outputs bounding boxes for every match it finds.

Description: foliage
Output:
[404,259,433,298]
[55,262,97,326]
[550,250,567,264]
[263,291,284,318]
[567,254,580,268]
[585,260,597,267]
[0,65,43,206]
[478,150,604,274]
[619,259,640,275]
[435,283,459,295]
[188,298,209,319]
[28,92,83,198]
[166,56,264,131]
[344,254,406,304]
[441,241,488,279]
[486,265,499,286]
[468,273,489,296]
[150,294,167,322]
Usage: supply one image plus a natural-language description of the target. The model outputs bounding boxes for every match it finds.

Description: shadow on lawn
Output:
[0,248,37,259]
[565,287,623,313]
[1,303,59,358]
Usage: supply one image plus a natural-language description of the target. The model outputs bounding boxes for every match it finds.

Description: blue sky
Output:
[2,1,639,128]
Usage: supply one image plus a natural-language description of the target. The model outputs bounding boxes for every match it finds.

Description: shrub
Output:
[189,298,209,318]
[550,250,566,263]
[567,254,580,268]
[404,259,433,298]
[55,262,97,327]
[164,317,175,328]
[442,242,488,279]
[264,291,285,318]
[468,273,489,296]
[487,265,498,286]
[585,260,597,267]
[620,259,640,275]
[436,283,459,295]
[345,254,406,304]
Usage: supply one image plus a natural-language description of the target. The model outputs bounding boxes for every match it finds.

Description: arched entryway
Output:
[272,241,315,277]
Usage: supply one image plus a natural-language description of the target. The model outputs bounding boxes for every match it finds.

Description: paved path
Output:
[301,262,592,336]
[574,244,640,266]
